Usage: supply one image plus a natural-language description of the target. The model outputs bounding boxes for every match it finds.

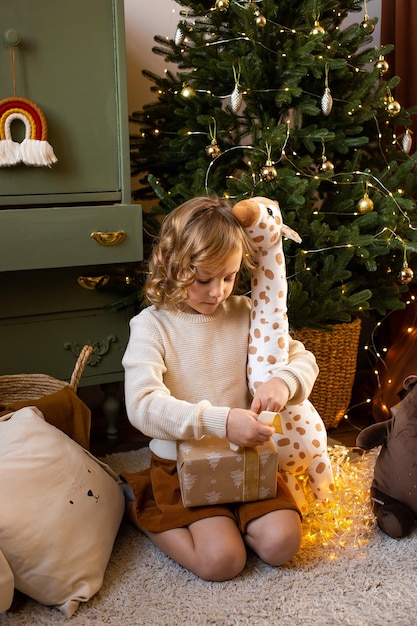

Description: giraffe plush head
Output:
[232,196,301,395]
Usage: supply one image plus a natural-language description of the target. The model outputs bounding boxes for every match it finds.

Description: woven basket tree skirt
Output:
[294,317,362,430]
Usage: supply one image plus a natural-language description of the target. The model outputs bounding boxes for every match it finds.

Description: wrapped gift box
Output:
[177,436,278,507]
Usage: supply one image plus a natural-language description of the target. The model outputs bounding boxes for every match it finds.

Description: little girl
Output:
[122,196,319,581]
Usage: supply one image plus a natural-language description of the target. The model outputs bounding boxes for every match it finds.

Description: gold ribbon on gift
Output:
[258,410,283,433]
[243,447,260,501]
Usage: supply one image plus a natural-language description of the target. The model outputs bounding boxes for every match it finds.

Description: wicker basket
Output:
[0,345,93,405]
[294,317,362,430]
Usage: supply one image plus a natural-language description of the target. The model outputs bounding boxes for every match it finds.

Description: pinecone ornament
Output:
[402,130,412,154]
[321,88,333,116]
[231,85,242,113]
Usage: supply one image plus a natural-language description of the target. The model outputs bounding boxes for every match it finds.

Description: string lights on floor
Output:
[302,445,379,555]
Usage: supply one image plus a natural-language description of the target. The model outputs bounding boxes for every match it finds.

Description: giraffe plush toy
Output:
[232,196,334,512]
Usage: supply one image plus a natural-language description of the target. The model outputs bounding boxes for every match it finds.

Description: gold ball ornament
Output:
[398,266,414,285]
[215,0,229,11]
[375,56,389,76]
[361,15,375,34]
[310,20,325,35]
[205,142,221,159]
[357,193,374,214]
[180,84,196,99]
[321,159,334,173]
[255,14,267,28]
[387,98,401,117]
[260,161,277,182]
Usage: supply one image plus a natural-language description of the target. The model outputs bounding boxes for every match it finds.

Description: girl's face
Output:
[184,249,242,315]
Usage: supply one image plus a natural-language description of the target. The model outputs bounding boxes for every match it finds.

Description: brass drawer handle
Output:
[78,275,110,290]
[91,230,126,246]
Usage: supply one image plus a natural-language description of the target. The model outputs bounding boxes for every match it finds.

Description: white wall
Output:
[124,0,182,115]
[123,0,382,115]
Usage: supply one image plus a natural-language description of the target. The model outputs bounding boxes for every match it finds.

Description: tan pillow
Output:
[0,550,14,613]
[0,406,124,617]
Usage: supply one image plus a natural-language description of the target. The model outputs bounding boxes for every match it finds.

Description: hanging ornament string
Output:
[205,117,222,158]
[320,138,334,173]
[0,36,58,168]
[9,44,17,98]
[399,242,414,284]
[361,0,375,34]
[310,8,325,36]
[259,142,277,181]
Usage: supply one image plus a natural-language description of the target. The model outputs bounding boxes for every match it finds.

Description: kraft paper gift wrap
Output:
[177,436,279,507]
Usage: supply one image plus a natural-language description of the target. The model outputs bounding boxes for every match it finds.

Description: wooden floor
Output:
[83,384,374,457]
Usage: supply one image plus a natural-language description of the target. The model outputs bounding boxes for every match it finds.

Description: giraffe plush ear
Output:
[282,223,302,244]
[232,199,260,227]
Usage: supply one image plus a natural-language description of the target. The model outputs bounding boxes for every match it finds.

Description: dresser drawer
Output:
[0,266,137,319]
[0,307,131,385]
[0,204,142,272]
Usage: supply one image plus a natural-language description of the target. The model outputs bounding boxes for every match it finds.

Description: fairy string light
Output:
[302,445,378,553]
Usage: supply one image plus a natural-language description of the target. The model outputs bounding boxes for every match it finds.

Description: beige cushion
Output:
[0,406,124,617]
[0,550,14,613]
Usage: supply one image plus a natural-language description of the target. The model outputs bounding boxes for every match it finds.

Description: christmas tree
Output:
[130,0,417,330]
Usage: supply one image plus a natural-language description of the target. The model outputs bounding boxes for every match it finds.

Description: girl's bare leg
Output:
[127,506,247,581]
[244,509,302,566]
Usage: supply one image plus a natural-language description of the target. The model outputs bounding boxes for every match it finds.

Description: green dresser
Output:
[0,0,142,435]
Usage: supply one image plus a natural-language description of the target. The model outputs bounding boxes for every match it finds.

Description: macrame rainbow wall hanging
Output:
[0,96,57,167]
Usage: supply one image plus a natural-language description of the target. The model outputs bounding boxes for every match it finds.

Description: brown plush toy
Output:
[356,374,417,538]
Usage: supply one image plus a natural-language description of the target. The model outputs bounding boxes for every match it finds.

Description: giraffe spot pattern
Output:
[277,438,291,447]
[316,462,327,475]
[265,268,274,280]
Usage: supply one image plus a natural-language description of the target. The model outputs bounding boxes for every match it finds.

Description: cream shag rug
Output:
[2,446,417,626]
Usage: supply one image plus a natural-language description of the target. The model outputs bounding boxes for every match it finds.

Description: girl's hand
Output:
[226,408,274,448]
[250,377,290,414]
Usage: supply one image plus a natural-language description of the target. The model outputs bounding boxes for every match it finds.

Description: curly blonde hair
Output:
[145,196,256,311]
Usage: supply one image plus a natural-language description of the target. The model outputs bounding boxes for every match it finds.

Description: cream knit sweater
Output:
[122,295,318,460]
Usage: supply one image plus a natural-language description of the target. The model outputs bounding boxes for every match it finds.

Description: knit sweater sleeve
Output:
[271,337,319,405]
[122,309,230,442]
